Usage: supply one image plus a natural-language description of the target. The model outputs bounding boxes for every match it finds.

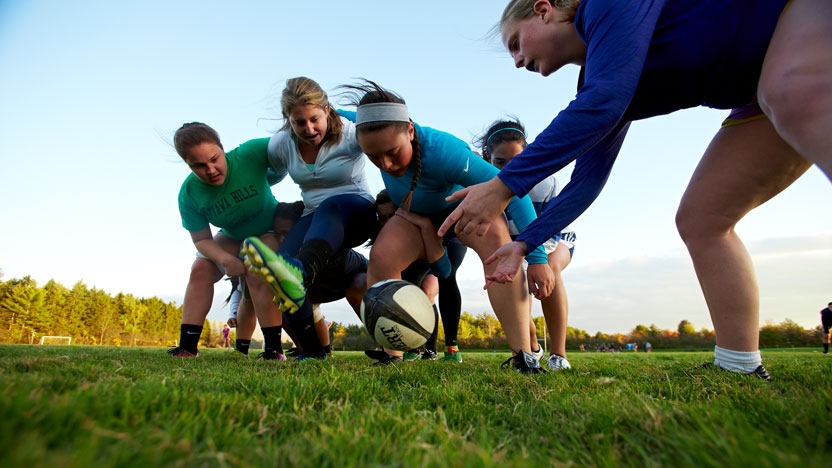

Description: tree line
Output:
[329,315,823,352]
[0,272,823,350]
[0,275,181,346]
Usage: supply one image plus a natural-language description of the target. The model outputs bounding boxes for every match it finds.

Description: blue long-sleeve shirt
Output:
[499,0,789,249]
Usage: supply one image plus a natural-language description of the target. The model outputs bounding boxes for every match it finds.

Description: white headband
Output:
[355,102,410,125]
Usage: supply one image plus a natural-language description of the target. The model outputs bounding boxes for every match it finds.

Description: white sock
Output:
[713,346,762,373]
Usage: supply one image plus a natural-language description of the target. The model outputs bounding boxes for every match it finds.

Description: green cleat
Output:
[441,346,463,363]
[241,237,307,314]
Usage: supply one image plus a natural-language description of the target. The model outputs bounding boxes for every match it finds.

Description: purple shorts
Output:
[722,97,766,128]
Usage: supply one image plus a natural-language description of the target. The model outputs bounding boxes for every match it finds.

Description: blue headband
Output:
[485,127,525,147]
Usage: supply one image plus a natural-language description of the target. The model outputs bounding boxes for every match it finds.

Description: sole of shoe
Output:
[241,238,304,314]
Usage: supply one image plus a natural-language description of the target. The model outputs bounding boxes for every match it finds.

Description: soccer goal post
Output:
[40,336,72,345]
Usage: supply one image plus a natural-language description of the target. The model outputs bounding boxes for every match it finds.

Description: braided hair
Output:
[338,79,422,211]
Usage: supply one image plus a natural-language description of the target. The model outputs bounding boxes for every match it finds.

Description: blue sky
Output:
[2,0,830,336]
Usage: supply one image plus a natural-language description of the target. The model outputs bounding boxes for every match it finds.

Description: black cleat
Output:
[702,362,772,381]
[365,349,402,366]
[501,350,546,375]
[167,346,198,357]
[258,348,287,361]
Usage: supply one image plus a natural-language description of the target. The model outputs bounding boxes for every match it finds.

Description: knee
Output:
[675,203,727,247]
[188,259,220,285]
[759,64,829,140]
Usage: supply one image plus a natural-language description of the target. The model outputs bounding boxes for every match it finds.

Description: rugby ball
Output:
[360,279,435,351]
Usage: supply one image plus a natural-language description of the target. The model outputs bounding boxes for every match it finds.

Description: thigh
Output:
[214,231,244,256]
[278,214,313,256]
[677,118,812,231]
[761,0,832,98]
[310,194,376,247]
[456,215,512,264]
[549,242,572,272]
[759,0,832,171]
[369,215,425,278]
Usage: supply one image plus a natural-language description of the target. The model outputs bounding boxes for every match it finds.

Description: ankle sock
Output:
[179,324,202,354]
[713,345,761,374]
[236,339,251,355]
[261,326,283,352]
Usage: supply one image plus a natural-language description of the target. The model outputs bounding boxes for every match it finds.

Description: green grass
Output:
[0,346,830,468]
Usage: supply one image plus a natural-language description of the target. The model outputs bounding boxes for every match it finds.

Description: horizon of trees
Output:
[0,272,824,350]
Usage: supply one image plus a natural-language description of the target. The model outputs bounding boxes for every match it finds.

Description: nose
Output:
[305,122,315,135]
[513,53,524,69]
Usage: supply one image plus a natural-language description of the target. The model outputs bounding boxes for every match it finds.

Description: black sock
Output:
[323,344,332,354]
[179,324,203,354]
[261,326,283,352]
[236,339,251,355]
[824,343,829,353]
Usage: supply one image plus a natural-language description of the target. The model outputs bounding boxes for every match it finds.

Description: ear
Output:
[408,121,415,141]
[533,0,553,21]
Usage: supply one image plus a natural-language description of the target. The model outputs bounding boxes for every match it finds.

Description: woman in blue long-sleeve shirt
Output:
[440,0,831,380]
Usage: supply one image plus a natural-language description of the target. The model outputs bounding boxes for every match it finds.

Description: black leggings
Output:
[437,241,467,347]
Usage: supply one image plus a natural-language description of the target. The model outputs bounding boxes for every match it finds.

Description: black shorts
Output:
[307,248,368,304]
[822,311,832,334]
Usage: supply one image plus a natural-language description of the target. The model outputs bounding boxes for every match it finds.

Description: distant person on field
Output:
[645,342,653,353]
[222,323,231,348]
[821,302,832,354]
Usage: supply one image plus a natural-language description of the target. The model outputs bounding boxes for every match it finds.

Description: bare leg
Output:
[182,258,223,325]
[247,233,283,329]
[459,219,531,354]
[366,217,425,358]
[313,304,331,348]
[345,272,368,316]
[235,297,257,340]
[758,0,832,178]
[676,118,811,351]
[541,243,572,358]
[528,307,539,352]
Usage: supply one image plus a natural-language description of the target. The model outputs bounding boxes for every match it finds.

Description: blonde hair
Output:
[280,76,343,144]
[499,0,580,35]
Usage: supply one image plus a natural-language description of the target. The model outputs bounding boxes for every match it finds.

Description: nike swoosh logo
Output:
[186,331,201,335]
[463,158,469,173]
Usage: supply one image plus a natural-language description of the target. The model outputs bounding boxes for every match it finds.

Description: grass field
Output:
[1,345,830,468]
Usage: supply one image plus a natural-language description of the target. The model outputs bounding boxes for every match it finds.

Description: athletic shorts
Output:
[722,97,766,128]
[306,248,368,304]
[525,231,577,270]
[401,259,431,288]
[822,311,832,334]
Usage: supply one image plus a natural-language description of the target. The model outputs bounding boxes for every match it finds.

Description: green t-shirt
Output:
[178,138,277,240]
